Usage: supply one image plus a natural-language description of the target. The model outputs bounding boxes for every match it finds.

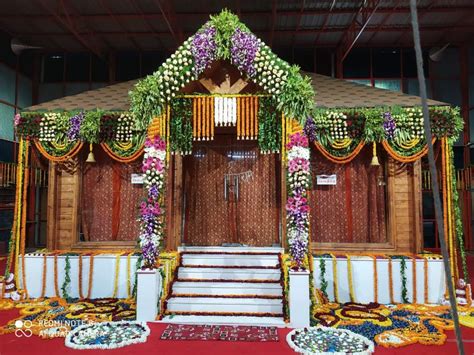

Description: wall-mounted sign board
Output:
[316,174,337,185]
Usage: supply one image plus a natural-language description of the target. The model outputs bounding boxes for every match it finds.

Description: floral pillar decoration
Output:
[286,132,311,268]
[139,135,166,269]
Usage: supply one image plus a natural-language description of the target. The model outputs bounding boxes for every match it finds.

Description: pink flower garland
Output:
[286,132,311,268]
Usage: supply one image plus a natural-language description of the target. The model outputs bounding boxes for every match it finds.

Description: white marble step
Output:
[181,253,281,267]
[178,246,283,253]
[178,267,281,281]
[172,281,283,296]
[160,315,286,327]
[166,296,283,314]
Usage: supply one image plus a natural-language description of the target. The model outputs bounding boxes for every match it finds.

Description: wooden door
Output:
[183,134,280,246]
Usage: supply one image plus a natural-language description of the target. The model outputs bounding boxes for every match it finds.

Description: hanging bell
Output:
[371,142,380,166]
[86,143,96,163]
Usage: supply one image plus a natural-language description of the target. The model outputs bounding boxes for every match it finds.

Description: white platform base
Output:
[160,315,287,327]
[20,254,139,299]
[136,268,162,322]
[313,256,446,304]
[289,270,310,328]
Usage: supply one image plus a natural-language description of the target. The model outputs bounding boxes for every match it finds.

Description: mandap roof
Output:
[24,72,446,112]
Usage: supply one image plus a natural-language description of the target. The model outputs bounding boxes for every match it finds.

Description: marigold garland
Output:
[112,253,122,298]
[388,257,394,304]
[34,140,83,162]
[86,255,95,299]
[331,254,339,303]
[372,255,378,303]
[40,254,47,299]
[78,255,84,299]
[126,252,132,299]
[100,141,144,163]
[53,254,60,297]
[314,140,365,164]
[19,139,30,298]
[347,255,356,303]
[423,257,429,304]
[382,138,434,163]
[412,255,417,303]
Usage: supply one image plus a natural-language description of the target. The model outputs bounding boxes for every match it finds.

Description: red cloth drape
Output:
[310,146,387,243]
[81,149,142,241]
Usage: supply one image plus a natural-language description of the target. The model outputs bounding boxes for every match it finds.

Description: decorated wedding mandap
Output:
[1,9,470,350]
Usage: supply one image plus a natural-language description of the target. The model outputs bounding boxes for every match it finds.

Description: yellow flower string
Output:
[347,255,355,302]
[388,257,395,304]
[126,252,132,299]
[53,254,60,297]
[372,255,378,303]
[40,254,47,299]
[331,254,339,303]
[13,139,24,287]
[412,255,417,303]
[112,253,122,298]
[19,139,30,298]
[86,254,95,299]
[423,256,429,304]
[78,255,84,299]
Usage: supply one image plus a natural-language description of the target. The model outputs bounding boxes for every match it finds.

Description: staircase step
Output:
[160,315,286,327]
[171,294,282,299]
[172,281,283,296]
[178,246,283,254]
[178,267,281,281]
[166,296,283,314]
[181,254,280,267]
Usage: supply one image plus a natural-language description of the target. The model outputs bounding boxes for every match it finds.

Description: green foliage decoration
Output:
[169,98,193,154]
[258,97,281,153]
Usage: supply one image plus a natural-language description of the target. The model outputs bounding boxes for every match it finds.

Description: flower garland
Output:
[319,257,328,298]
[214,97,237,127]
[40,254,47,299]
[61,255,71,300]
[170,98,193,154]
[399,256,409,303]
[258,97,281,153]
[130,10,315,128]
[332,254,339,303]
[112,254,121,298]
[347,255,356,303]
[372,255,378,303]
[139,136,166,269]
[285,132,311,268]
[388,257,394,304]
[53,254,60,297]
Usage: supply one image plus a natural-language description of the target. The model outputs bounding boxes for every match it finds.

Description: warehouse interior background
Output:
[0,0,473,253]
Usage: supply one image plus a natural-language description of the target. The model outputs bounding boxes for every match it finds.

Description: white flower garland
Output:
[65,321,150,350]
[114,113,135,142]
[39,112,60,142]
[286,326,375,355]
[214,97,237,126]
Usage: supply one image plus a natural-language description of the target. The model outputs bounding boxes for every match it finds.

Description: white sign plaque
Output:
[316,174,337,185]
[131,174,144,184]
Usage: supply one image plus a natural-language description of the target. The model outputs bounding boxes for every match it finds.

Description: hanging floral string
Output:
[139,136,167,269]
[286,132,311,269]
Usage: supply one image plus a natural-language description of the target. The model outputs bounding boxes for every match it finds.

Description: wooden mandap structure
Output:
[4,11,467,322]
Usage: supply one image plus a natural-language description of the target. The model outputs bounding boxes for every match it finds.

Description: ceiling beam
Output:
[34,0,103,57]
[366,0,403,44]
[1,6,472,21]
[290,0,306,54]
[269,0,278,48]
[336,0,382,63]
[127,0,163,49]
[155,0,183,47]
[16,24,474,38]
[394,0,438,45]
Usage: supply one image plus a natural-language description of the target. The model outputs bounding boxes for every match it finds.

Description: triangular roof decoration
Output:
[129,9,315,130]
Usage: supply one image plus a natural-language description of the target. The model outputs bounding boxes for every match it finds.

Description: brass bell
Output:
[86,143,96,163]
[371,142,380,166]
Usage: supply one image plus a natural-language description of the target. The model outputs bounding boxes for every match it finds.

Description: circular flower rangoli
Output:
[65,321,150,350]
[287,326,374,354]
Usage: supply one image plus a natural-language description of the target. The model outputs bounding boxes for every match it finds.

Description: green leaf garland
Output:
[258,97,281,153]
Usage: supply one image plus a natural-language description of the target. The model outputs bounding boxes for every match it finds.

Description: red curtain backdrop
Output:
[310,146,387,244]
[81,149,142,241]
[183,135,279,246]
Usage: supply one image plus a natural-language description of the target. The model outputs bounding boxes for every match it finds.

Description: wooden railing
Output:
[0,162,48,188]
